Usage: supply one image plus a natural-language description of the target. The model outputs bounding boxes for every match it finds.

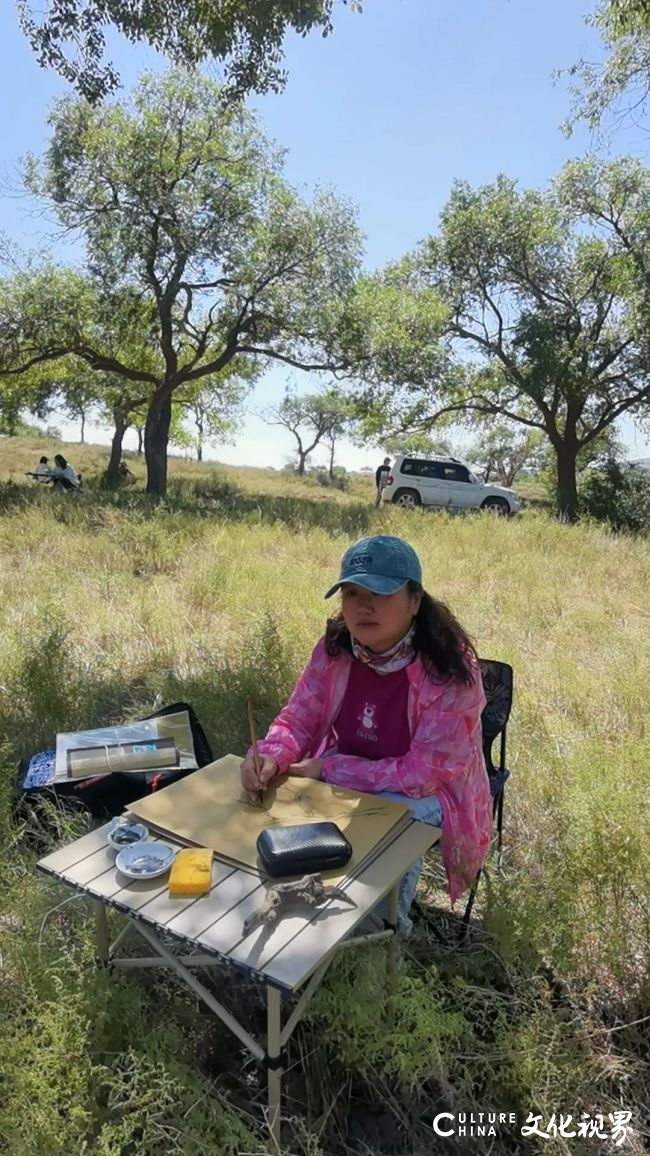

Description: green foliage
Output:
[466,422,546,486]
[175,363,256,460]
[604,0,650,35]
[344,266,456,448]
[18,0,361,104]
[0,904,254,1155]
[4,69,363,495]
[0,414,60,438]
[563,0,650,134]
[263,384,352,474]
[307,948,471,1090]
[379,432,456,458]
[359,164,650,519]
[557,155,650,310]
[579,457,650,531]
[0,266,160,420]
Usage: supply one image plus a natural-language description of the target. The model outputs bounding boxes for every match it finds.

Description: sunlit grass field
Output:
[1,438,648,1155]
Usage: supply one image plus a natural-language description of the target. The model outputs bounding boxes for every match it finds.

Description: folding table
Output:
[37,817,440,1146]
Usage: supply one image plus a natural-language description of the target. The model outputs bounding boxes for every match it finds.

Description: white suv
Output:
[380,456,521,515]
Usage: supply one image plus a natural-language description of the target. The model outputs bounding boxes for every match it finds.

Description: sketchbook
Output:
[127,754,412,884]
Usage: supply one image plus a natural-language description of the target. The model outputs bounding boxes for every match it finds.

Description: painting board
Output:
[127,755,411,884]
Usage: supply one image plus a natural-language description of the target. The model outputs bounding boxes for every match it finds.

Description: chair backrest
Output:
[478,658,513,776]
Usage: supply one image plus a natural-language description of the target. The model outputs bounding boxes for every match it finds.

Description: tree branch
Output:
[237,346,347,373]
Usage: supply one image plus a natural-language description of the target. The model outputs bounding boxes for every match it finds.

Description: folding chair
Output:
[462,658,513,925]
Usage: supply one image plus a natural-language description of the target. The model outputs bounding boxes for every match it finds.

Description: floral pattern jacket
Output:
[256,637,492,904]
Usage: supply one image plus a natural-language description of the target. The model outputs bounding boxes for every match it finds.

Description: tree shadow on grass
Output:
[0,474,377,539]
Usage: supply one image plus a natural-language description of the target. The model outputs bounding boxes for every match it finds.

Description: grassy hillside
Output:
[0,438,648,1155]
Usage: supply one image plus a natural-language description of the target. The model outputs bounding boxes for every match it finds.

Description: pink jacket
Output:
[256,637,492,905]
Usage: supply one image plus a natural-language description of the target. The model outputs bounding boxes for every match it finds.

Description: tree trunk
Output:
[106,410,128,483]
[296,450,307,475]
[136,426,144,455]
[145,387,173,496]
[555,443,579,522]
[328,436,335,480]
[80,409,86,444]
[197,415,204,462]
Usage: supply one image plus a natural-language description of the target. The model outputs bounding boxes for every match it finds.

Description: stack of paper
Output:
[127,754,413,886]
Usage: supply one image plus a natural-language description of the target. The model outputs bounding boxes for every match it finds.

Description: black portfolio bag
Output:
[14,701,214,823]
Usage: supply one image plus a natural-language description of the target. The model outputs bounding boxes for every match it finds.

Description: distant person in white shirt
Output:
[52,453,81,490]
[34,456,54,483]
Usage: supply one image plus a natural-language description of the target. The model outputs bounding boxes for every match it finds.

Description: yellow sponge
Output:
[168,848,213,897]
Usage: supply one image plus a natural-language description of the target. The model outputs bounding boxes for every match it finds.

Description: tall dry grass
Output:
[0,438,648,1154]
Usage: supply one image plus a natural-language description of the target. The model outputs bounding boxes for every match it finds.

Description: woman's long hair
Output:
[324,581,477,684]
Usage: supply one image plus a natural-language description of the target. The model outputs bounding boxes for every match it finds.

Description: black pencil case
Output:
[256,821,352,878]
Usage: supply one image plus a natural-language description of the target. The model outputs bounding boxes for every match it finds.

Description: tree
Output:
[557,155,650,305]
[340,267,458,449]
[379,432,456,458]
[1,71,362,496]
[0,413,60,438]
[175,366,253,461]
[262,385,350,475]
[323,400,351,479]
[359,170,650,520]
[579,454,650,530]
[563,0,650,135]
[0,349,60,433]
[95,383,150,481]
[0,267,161,481]
[18,0,361,104]
[46,357,104,442]
[465,422,546,486]
[603,1,650,35]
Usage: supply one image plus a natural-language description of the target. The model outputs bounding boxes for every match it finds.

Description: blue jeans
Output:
[371,791,443,937]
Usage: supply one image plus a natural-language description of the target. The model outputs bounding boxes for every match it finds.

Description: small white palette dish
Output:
[115,842,176,880]
[107,818,149,850]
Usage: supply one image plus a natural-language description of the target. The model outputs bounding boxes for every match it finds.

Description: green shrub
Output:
[578,458,650,532]
[306,947,471,1092]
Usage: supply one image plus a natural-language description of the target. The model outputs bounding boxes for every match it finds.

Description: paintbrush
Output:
[246,697,265,807]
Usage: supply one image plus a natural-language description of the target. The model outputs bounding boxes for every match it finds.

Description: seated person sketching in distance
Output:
[240,534,491,936]
[34,456,54,483]
[52,453,81,490]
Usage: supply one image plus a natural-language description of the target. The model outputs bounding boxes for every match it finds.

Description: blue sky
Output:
[1,0,648,467]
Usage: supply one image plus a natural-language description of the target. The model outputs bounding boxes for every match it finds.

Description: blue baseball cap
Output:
[324,535,423,599]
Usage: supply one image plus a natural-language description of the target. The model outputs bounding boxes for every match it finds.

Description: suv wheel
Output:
[393,488,421,510]
[481,497,510,516]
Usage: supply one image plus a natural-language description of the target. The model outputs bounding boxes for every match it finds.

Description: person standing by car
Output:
[375,457,391,506]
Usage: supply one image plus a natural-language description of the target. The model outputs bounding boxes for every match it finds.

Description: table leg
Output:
[386,882,400,983]
[94,901,109,965]
[386,880,399,929]
[266,985,283,1150]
